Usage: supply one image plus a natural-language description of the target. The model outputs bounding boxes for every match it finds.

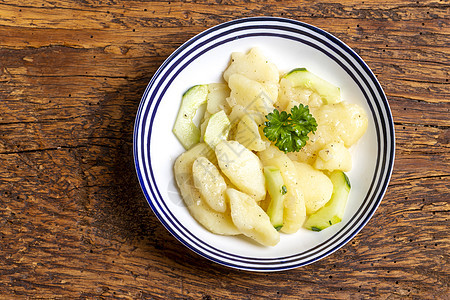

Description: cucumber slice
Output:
[173,85,208,149]
[203,110,230,149]
[304,171,351,231]
[264,166,287,230]
[283,68,341,104]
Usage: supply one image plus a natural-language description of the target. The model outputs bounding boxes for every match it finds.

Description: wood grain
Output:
[0,0,449,299]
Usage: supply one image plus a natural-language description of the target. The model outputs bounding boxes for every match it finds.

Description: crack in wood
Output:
[0,145,87,155]
[393,122,450,130]
[389,174,450,184]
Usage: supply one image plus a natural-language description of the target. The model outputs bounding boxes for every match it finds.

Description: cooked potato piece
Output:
[223,47,280,84]
[227,74,275,115]
[228,105,264,131]
[281,189,305,234]
[234,113,266,151]
[192,157,227,213]
[314,102,368,147]
[215,140,266,201]
[293,161,333,215]
[207,83,231,115]
[283,107,330,164]
[277,77,322,110]
[314,141,352,172]
[199,111,211,141]
[203,110,231,149]
[227,105,246,139]
[286,102,367,164]
[174,143,240,235]
[262,81,279,106]
[277,77,305,110]
[258,145,307,233]
[285,132,327,165]
[308,92,323,108]
[227,105,268,150]
[227,188,280,246]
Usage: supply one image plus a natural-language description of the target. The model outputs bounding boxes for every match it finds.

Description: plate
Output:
[133,17,395,271]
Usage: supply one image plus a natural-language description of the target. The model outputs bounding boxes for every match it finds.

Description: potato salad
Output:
[172,48,368,246]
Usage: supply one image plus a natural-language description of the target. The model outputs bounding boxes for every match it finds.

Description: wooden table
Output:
[1,0,448,298]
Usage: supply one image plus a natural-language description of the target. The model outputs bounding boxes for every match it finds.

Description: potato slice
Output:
[258,145,307,233]
[227,105,264,140]
[293,161,333,215]
[314,102,368,147]
[314,141,352,172]
[277,77,313,110]
[174,143,240,235]
[285,106,339,165]
[227,74,275,115]
[215,140,266,201]
[192,157,227,213]
[281,188,306,234]
[203,110,230,149]
[287,102,367,164]
[199,111,211,141]
[226,188,280,246]
[207,83,231,115]
[223,47,279,84]
[234,113,266,151]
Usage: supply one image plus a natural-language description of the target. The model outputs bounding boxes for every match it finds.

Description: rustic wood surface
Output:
[0,0,449,299]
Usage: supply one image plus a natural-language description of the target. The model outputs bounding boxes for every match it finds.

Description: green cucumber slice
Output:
[283,68,341,104]
[264,166,287,230]
[304,171,351,231]
[173,85,208,149]
[203,110,230,149]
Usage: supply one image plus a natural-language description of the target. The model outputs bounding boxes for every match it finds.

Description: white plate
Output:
[133,17,395,271]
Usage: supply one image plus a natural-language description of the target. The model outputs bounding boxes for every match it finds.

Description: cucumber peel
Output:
[264,166,287,230]
[304,171,351,231]
[173,85,208,149]
[283,68,341,104]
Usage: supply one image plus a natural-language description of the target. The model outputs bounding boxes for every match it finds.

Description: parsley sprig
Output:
[263,104,318,153]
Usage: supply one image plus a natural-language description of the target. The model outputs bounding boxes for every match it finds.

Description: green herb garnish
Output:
[281,185,287,195]
[263,104,318,153]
